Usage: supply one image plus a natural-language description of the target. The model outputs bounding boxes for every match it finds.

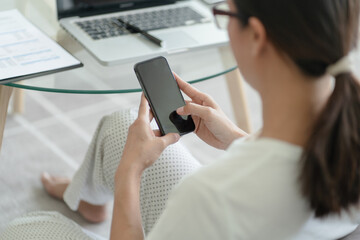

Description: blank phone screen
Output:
[135,57,194,135]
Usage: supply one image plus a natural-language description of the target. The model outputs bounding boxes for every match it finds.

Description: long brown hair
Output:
[233,0,360,217]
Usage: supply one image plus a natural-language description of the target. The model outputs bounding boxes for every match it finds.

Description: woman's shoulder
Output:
[195,136,304,181]
[227,136,303,162]
[187,136,306,204]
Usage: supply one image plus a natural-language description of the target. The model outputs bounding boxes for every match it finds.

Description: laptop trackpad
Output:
[154,31,198,50]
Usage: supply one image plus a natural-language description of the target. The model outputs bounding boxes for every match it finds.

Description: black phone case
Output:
[134,56,195,136]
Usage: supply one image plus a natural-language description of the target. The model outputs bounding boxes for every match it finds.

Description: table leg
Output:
[219,46,252,133]
[13,88,25,114]
[0,85,13,150]
[224,69,252,133]
[15,0,28,15]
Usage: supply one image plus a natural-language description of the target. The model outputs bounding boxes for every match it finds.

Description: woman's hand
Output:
[175,73,247,150]
[117,94,180,176]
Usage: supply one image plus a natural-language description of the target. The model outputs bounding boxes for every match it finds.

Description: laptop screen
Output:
[57,0,175,19]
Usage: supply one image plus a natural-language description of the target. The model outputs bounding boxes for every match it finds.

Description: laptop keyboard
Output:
[75,6,210,40]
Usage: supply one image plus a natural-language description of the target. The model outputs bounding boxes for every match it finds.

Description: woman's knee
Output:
[0,212,88,240]
[100,109,137,138]
[97,109,139,191]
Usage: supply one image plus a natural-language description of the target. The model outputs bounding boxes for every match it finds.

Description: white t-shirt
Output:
[147,137,359,240]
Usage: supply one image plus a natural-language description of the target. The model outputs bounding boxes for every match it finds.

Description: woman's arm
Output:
[110,164,143,240]
[110,94,180,240]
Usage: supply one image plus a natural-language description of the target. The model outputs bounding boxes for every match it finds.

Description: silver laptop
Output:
[56,0,228,65]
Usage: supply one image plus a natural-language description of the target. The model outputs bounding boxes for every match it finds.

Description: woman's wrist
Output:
[115,157,144,186]
[225,127,248,149]
[234,127,248,139]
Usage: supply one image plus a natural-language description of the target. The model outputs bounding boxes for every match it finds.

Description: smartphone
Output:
[134,56,195,136]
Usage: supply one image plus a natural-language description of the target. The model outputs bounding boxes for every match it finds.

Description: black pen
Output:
[115,18,164,47]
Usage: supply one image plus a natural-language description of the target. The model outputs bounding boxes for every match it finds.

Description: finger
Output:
[177,102,212,120]
[173,72,197,99]
[149,108,154,122]
[173,72,208,102]
[153,129,161,136]
[159,133,180,148]
[185,100,192,105]
[138,93,150,121]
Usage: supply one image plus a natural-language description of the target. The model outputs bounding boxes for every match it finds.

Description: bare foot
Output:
[41,172,107,223]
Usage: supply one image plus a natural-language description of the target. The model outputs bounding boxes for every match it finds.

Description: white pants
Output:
[0,109,201,240]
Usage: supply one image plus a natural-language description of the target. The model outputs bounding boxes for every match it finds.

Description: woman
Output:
[1,0,360,239]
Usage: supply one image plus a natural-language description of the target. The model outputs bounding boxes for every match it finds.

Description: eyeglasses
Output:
[212,2,248,30]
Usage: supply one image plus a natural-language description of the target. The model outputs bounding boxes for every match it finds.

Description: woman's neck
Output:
[259,66,333,147]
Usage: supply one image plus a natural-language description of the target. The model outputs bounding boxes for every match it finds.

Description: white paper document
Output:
[0,9,82,83]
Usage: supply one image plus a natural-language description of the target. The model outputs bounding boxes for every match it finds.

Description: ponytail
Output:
[300,73,360,217]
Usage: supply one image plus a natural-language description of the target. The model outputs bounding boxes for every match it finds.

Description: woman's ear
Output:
[248,17,267,57]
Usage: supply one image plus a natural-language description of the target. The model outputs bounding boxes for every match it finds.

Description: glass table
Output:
[5,40,237,94]
[0,0,251,150]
